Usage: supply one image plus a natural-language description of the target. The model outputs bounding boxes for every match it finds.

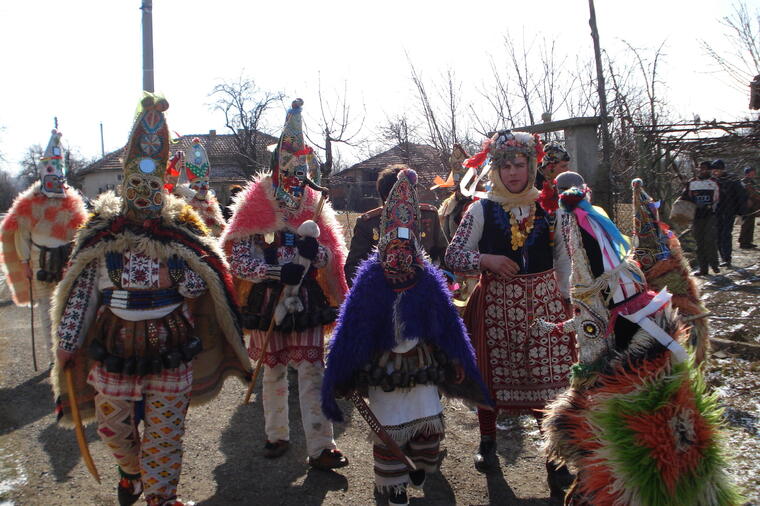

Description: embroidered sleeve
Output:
[58,260,99,352]
[312,244,331,269]
[445,201,484,273]
[230,237,269,282]
[179,268,207,299]
[553,210,571,299]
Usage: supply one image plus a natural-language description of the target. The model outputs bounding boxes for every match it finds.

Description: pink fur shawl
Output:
[221,173,348,306]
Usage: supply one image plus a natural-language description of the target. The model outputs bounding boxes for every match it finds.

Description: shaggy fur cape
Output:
[543,321,740,506]
[221,173,348,307]
[50,192,251,426]
[0,181,87,305]
[321,254,492,422]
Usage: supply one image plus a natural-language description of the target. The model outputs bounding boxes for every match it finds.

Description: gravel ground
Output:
[0,218,757,505]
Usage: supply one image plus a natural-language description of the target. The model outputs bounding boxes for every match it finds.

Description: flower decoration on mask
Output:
[39,129,66,198]
[122,93,171,219]
[185,137,211,200]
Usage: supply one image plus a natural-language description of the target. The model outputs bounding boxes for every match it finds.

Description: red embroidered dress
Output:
[445,199,575,413]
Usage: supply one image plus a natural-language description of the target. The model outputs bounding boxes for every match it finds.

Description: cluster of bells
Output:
[355,347,454,392]
[87,336,203,376]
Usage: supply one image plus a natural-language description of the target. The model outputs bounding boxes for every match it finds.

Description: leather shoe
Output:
[474,437,498,472]
[308,448,349,470]
[263,440,290,459]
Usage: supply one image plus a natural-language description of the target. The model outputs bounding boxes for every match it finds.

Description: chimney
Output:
[209,129,216,137]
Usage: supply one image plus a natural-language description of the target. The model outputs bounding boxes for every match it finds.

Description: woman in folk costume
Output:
[630,178,710,363]
[322,168,491,506]
[444,130,575,488]
[183,137,226,237]
[541,184,740,505]
[0,128,87,359]
[222,98,350,469]
[51,94,251,506]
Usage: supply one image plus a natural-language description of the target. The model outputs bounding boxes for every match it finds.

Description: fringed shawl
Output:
[221,172,348,307]
[321,254,491,422]
[0,182,87,304]
[50,192,251,426]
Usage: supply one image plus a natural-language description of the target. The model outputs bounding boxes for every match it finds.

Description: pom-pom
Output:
[399,168,418,185]
[559,187,587,211]
[141,95,155,108]
[538,180,559,213]
[297,219,320,238]
[155,98,169,112]
[192,137,201,144]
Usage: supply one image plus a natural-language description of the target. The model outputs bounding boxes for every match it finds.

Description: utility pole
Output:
[100,122,105,157]
[588,0,612,214]
[141,0,154,92]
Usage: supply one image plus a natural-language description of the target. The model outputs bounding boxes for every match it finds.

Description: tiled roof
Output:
[77,131,278,180]
[332,143,449,187]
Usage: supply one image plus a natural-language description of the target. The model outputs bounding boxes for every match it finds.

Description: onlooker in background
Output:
[712,159,747,267]
[682,161,720,275]
[739,167,759,249]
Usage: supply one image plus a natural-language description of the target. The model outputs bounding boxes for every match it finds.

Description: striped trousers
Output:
[373,432,443,493]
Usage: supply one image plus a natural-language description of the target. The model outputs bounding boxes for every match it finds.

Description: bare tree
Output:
[0,169,18,212]
[379,115,415,165]
[210,76,284,176]
[303,77,366,177]
[19,144,44,188]
[700,0,760,94]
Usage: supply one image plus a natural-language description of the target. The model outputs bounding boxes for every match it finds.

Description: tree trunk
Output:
[588,0,613,215]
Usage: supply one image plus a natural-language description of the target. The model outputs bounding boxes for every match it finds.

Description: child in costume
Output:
[0,129,87,360]
[51,95,251,506]
[541,184,740,505]
[222,99,349,469]
[183,137,226,237]
[322,168,491,506]
[444,130,575,493]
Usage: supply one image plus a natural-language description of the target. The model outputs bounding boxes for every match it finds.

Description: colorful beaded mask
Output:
[379,168,424,289]
[122,94,170,217]
[185,137,211,200]
[271,99,310,210]
[39,129,65,198]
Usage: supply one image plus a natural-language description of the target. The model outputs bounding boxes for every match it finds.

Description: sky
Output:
[0,0,756,173]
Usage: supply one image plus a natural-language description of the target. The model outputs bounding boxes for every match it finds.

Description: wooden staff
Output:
[65,367,101,483]
[243,191,328,404]
[29,279,38,371]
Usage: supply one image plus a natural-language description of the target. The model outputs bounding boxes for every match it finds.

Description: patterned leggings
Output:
[94,391,190,503]
[373,432,443,493]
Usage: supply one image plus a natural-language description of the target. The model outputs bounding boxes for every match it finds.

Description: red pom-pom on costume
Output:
[538,181,559,213]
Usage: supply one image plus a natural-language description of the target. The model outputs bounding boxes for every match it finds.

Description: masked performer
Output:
[444,131,575,490]
[222,99,349,470]
[541,185,739,506]
[51,95,251,506]
[322,168,491,506]
[0,128,87,359]
[183,138,225,237]
[345,164,448,286]
[631,178,710,363]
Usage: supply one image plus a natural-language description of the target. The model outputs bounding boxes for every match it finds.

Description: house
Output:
[329,143,449,212]
[76,130,277,205]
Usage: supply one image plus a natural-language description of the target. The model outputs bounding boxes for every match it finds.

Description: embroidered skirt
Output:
[464,269,575,413]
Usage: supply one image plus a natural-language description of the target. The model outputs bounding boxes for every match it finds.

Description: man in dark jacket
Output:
[712,159,747,267]
[344,164,448,286]
[682,161,720,275]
